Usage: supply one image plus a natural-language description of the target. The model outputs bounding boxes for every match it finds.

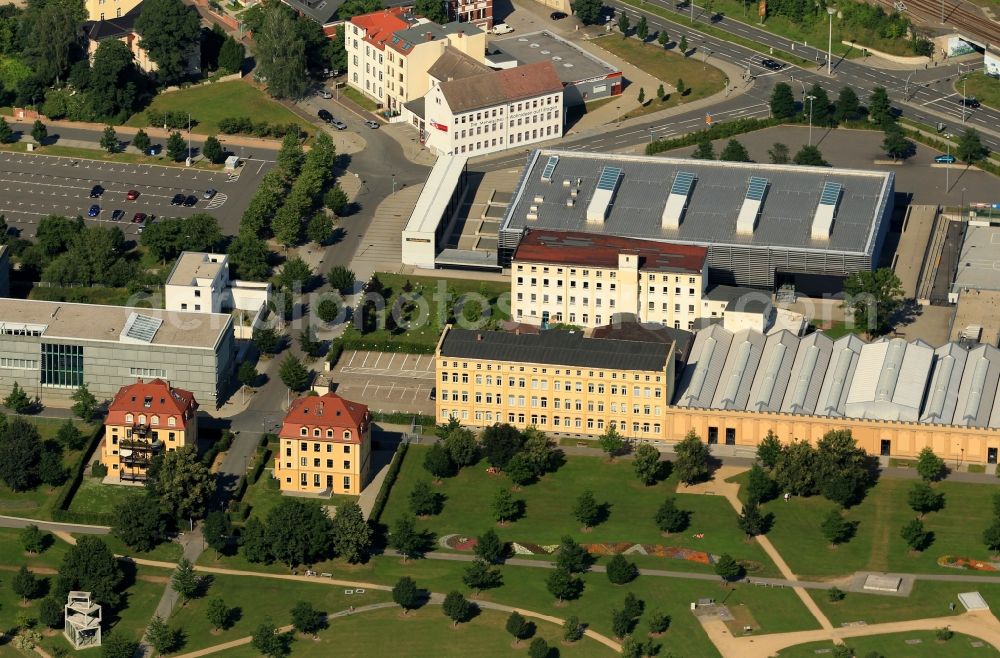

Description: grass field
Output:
[67,476,144,515]
[594,36,727,121]
[125,81,313,137]
[807,580,1000,627]
[381,446,779,577]
[212,606,616,658]
[243,474,354,522]
[79,532,184,563]
[812,319,865,339]
[167,573,388,653]
[341,273,511,352]
[778,630,999,657]
[341,86,378,112]
[957,72,1000,111]
[737,474,1000,578]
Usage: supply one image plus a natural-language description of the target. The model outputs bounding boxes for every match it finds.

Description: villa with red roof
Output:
[102,379,199,483]
[274,392,372,496]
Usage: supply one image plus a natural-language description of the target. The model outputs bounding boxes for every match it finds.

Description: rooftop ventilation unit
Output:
[540,155,559,182]
[811,181,842,240]
[661,171,696,229]
[736,176,769,235]
[585,166,622,223]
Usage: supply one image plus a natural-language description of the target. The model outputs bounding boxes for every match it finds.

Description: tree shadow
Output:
[594,502,612,527]
[656,459,674,483]
[226,606,243,630]
[195,573,215,599]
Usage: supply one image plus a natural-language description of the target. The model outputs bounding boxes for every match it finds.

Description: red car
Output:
[126,190,140,200]
[132,212,147,224]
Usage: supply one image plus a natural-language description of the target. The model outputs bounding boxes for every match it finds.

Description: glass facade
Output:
[40,343,84,388]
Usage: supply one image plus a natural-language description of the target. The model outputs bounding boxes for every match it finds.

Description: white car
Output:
[491,23,514,35]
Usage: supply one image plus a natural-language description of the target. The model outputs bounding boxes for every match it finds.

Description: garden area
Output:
[340,273,511,353]
[594,35,727,121]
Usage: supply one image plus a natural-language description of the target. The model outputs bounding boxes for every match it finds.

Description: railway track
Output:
[873,0,999,46]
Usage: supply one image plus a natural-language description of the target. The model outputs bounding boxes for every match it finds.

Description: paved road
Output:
[0,514,109,534]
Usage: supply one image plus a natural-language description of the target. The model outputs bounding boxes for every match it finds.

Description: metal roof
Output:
[954,344,1000,428]
[674,323,733,409]
[780,331,834,414]
[711,329,766,411]
[489,30,619,84]
[845,338,934,422]
[746,331,799,412]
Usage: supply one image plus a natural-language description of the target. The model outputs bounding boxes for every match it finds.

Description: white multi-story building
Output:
[510,230,709,330]
[164,252,270,338]
[420,60,563,157]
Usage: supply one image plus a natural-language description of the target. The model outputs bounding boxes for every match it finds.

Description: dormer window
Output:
[343,430,352,441]
[126,413,133,423]
[144,396,152,408]
[151,415,159,426]
[313,429,321,437]
[326,429,334,438]
[138,414,146,425]
[300,427,307,436]
[168,417,176,427]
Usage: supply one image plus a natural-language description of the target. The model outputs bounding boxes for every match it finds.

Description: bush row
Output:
[646,117,785,155]
[328,338,345,368]
[144,110,197,130]
[218,116,305,139]
[369,441,408,525]
[250,446,271,485]
[50,424,107,526]
[371,411,435,427]
[201,430,234,468]
[338,335,435,354]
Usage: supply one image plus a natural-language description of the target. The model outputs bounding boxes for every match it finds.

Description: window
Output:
[0,357,38,369]
[129,367,167,378]
[343,430,352,440]
[344,445,351,454]
[40,343,83,388]
[343,476,351,489]
[343,460,351,469]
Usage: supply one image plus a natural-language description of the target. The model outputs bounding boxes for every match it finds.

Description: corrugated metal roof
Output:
[712,329,766,411]
[675,323,732,408]
[844,338,933,422]
[920,343,968,425]
[780,332,834,414]
[746,331,799,412]
[954,344,1000,428]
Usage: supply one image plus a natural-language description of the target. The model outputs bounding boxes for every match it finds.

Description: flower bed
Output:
[442,534,715,564]
[938,555,1000,572]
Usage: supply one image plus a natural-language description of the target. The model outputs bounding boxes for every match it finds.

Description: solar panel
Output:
[746,177,769,201]
[819,182,842,206]
[541,155,559,181]
[670,171,696,196]
[125,314,162,343]
[596,166,622,191]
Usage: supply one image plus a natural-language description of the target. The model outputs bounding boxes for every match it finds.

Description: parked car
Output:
[761,58,783,70]
[317,89,332,99]
[364,120,380,129]
[87,204,100,217]
[331,119,347,130]
[934,154,957,164]
[111,209,125,222]
[550,11,568,19]
[318,109,333,122]
[132,212,147,224]
[147,145,161,156]
[961,97,980,108]
[203,188,217,199]
[491,23,514,35]
[89,185,104,198]
[183,195,198,207]
[126,189,140,200]
[170,193,186,206]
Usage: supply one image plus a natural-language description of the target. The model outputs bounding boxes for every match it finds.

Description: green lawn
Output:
[778,631,999,657]
[594,36,727,121]
[813,319,865,340]
[341,86,378,112]
[381,446,779,577]
[243,474,354,523]
[125,80,313,136]
[167,573,388,653]
[736,474,1000,579]
[66,476,145,515]
[342,273,511,352]
[79,532,184,563]
[213,606,615,658]
[807,580,1000,627]
[958,72,1000,111]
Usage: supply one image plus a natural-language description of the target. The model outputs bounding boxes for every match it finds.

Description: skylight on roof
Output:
[541,155,559,182]
[820,181,842,205]
[745,177,769,201]
[811,181,843,240]
[736,177,769,235]
[670,171,696,196]
[662,171,697,230]
[596,166,622,191]
[121,312,162,344]
[586,166,622,223]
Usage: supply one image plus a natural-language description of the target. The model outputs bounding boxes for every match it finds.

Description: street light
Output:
[962,77,967,124]
[827,7,836,75]
[806,94,816,146]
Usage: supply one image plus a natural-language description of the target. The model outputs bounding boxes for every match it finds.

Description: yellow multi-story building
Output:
[435,325,675,440]
[103,379,198,483]
[274,392,372,496]
[86,0,140,22]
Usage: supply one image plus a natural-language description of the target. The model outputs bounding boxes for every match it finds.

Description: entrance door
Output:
[725,428,736,445]
[326,475,334,488]
[707,427,718,444]
[989,448,998,465]
[880,439,891,456]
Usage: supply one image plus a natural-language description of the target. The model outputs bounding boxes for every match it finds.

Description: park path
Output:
[681,466,835,632]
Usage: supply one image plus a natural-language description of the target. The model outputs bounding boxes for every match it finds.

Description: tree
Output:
[908,482,945,517]
[442,590,474,627]
[219,36,245,73]
[462,559,502,594]
[306,213,332,245]
[326,265,355,293]
[821,508,855,545]
[12,565,39,603]
[480,423,525,469]
[264,499,334,568]
[746,463,778,504]
[167,131,187,161]
[409,480,441,517]
[656,83,665,101]
[506,611,532,645]
[3,381,31,413]
[250,621,290,658]
[0,416,41,491]
[983,520,1000,553]
[413,0,447,22]
[111,494,166,552]
[20,524,47,555]
[546,567,584,602]
[816,430,873,507]
[57,418,86,450]
[529,638,549,658]
[56,536,124,607]
[573,490,600,529]
[132,129,152,154]
[606,553,638,584]
[770,82,796,119]
[774,440,819,496]
[99,125,119,153]
[324,184,349,215]
[842,268,903,337]
[598,426,627,460]
[867,86,892,126]
[330,500,373,564]
[768,142,790,164]
[738,500,771,538]
[636,15,648,40]
[648,610,670,634]
[207,597,231,631]
[297,326,320,357]
[240,517,272,564]
[31,120,47,145]
[720,139,751,162]
[674,430,711,485]
[678,34,688,53]
[556,536,592,574]
[657,29,670,47]
[389,515,424,560]
[617,11,630,35]
[807,84,831,126]
[291,601,326,636]
[676,78,686,95]
[39,596,63,629]
[655,496,690,534]
[564,615,583,642]
[39,443,68,487]
[135,0,201,84]
[474,529,505,564]
[238,361,259,389]
[834,86,861,122]
[203,510,233,557]
[714,553,745,581]
[492,488,519,524]
[147,615,181,654]
[611,608,633,639]
[254,3,309,99]
[793,144,829,166]
[828,586,846,602]
[102,631,140,658]
[572,0,604,25]
[423,442,453,481]
[203,136,225,164]
[505,453,537,488]
[253,327,280,355]
[316,298,340,324]
[442,426,479,468]
[957,128,988,164]
[71,384,97,422]
[633,442,661,485]
[901,518,931,551]
[0,118,10,144]
[916,447,945,482]
[392,576,419,613]
[172,557,199,604]
[757,430,782,469]
[149,445,216,523]
[692,137,715,160]
[882,123,915,161]
[278,354,310,391]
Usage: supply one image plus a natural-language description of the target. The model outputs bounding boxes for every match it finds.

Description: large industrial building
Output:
[0,299,236,407]
[497,150,895,292]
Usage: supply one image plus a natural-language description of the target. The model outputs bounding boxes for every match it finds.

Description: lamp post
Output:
[945,141,950,193]
[806,94,816,146]
[961,187,966,218]
[827,7,836,75]
[962,77,967,124]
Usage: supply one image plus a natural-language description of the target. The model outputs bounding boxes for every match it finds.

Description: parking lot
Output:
[331,350,435,416]
[0,150,274,238]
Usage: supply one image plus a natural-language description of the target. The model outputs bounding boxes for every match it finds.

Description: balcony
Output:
[119,436,163,467]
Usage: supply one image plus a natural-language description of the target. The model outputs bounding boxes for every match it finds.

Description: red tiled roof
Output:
[105,379,198,426]
[351,8,411,50]
[279,392,369,443]
[513,229,707,274]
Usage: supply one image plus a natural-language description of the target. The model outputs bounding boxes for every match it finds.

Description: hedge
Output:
[202,430,234,468]
[338,336,435,354]
[372,411,435,427]
[51,423,108,525]
[232,475,248,502]
[646,117,785,155]
[328,338,345,368]
[369,441,409,525]
[250,447,271,485]
[218,116,305,139]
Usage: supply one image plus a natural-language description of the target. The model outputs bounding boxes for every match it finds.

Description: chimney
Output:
[457,29,464,37]
[426,32,433,41]
[476,333,483,341]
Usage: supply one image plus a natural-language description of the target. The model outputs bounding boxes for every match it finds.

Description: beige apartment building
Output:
[435,326,675,440]
[86,0,139,21]
[511,230,709,330]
